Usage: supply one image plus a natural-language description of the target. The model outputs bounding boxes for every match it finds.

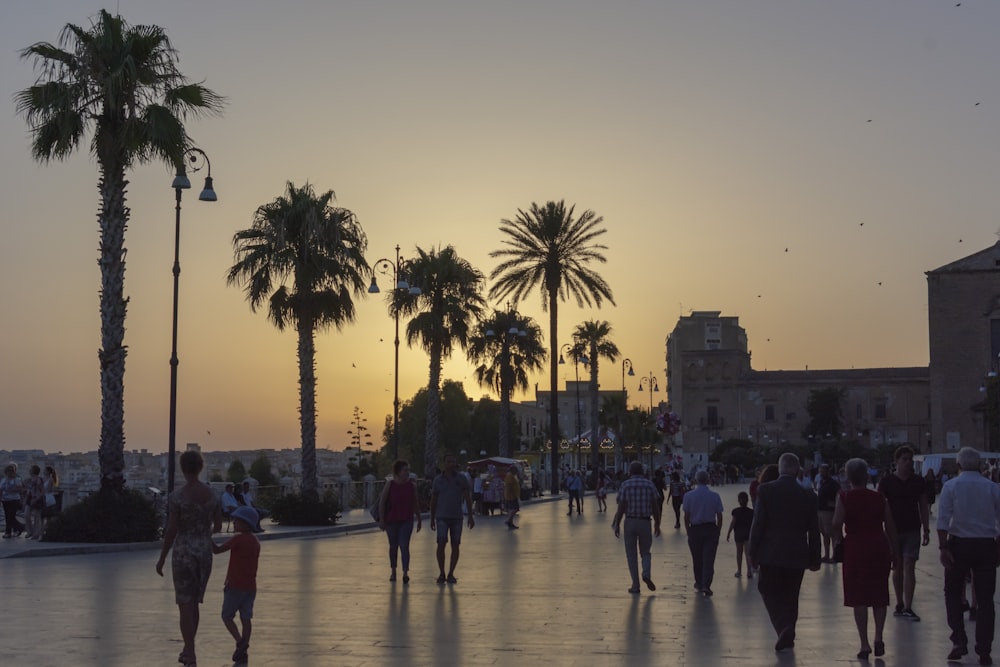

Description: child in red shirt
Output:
[213,506,261,664]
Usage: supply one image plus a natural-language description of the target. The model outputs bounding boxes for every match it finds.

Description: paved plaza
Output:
[2,485,971,666]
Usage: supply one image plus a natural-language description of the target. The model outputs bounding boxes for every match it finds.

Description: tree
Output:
[489,201,615,492]
[226,459,247,484]
[397,380,475,474]
[248,454,278,487]
[571,320,619,475]
[599,392,628,469]
[394,246,486,476]
[227,182,369,501]
[467,309,546,457]
[804,387,846,441]
[16,10,223,491]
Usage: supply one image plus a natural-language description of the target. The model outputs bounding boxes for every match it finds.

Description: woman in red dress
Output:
[833,457,900,660]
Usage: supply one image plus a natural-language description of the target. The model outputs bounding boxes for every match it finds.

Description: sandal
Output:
[436,574,446,584]
[447,574,458,584]
[403,573,410,584]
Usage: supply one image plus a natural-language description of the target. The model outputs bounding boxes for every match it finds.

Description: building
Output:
[667,311,930,455]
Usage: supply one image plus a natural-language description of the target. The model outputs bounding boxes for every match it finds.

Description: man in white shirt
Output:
[936,447,1000,665]
[221,483,239,515]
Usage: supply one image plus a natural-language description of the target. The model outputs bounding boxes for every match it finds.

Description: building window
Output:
[875,401,887,420]
[706,405,719,427]
[764,405,775,422]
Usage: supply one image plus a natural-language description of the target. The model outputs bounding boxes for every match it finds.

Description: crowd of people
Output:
[1,462,59,539]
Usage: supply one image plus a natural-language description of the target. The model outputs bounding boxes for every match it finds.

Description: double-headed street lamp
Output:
[368,246,421,460]
[638,372,659,468]
[167,148,217,494]
[560,343,588,470]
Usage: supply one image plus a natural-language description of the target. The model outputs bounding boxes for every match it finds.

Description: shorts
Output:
[896,530,922,561]
[436,517,463,545]
[221,588,256,620]
[818,510,835,535]
[596,487,607,498]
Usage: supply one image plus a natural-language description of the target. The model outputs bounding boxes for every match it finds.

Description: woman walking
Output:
[833,457,899,660]
[378,460,422,583]
[156,451,222,667]
[668,471,686,529]
[23,465,46,539]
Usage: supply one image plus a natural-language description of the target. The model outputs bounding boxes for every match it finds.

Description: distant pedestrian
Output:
[41,465,59,526]
[936,446,1000,664]
[378,460,422,582]
[430,455,475,584]
[1,463,24,538]
[878,445,929,621]
[595,468,609,513]
[668,471,687,529]
[727,491,754,579]
[241,481,268,533]
[566,470,584,515]
[833,458,899,660]
[683,469,724,596]
[816,463,841,563]
[748,453,822,652]
[504,465,521,529]
[23,464,46,540]
[156,450,223,667]
[212,505,261,664]
[612,461,662,594]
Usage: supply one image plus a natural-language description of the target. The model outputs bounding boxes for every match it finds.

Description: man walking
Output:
[937,447,1000,665]
[683,469,724,597]
[430,455,475,584]
[612,461,662,594]
[566,469,584,515]
[878,444,930,621]
[748,452,822,652]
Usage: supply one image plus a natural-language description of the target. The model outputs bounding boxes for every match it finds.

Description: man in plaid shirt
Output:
[612,461,663,594]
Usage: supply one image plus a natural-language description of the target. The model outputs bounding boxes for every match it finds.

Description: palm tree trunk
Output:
[499,342,511,458]
[548,296,560,494]
[297,317,319,501]
[424,341,443,478]
[97,160,128,491]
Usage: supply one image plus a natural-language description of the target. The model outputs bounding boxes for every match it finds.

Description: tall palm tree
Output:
[489,201,614,493]
[227,182,369,501]
[571,320,619,475]
[467,309,546,458]
[15,10,223,490]
[395,246,486,476]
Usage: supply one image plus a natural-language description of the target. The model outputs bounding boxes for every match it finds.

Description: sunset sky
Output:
[2,1,997,455]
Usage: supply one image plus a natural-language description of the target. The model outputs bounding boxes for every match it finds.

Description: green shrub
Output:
[269,490,341,526]
[44,487,161,543]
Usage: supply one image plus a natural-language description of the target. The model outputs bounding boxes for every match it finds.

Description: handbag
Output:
[370,484,392,521]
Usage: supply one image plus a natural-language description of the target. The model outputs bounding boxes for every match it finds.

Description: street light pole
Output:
[638,372,659,470]
[167,148,216,494]
[369,246,421,461]
[560,344,586,470]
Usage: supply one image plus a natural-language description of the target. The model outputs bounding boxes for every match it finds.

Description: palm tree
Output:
[227,182,369,501]
[395,246,486,477]
[467,309,546,457]
[15,10,223,490]
[489,201,614,493]
[571,320,619,475]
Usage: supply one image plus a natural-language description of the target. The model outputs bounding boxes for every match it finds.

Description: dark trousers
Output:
[2,499,23,535]
[671,497,683,526]
[687,523,720,589]
[757,565,805,638]
[944,537,997,655]
[385,520,415,571]
[568,490,582,512]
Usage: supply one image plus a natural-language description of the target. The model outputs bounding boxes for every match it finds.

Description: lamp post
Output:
[368,245,421,460]
[638,372,659,469]
[485,305,527,458]
[167,148,216,494]
[619,358,634,471]
[560,344,587,470]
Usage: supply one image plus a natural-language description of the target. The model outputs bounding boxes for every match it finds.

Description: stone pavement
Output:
[2,486,970,666]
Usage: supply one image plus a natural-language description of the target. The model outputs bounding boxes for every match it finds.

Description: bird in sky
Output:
[352,363,356,368]
[784,247,789,252]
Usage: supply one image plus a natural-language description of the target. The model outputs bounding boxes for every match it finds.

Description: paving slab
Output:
[3,485,967,666]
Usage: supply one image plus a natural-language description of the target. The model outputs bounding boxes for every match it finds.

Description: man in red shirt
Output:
[213,505,261,664]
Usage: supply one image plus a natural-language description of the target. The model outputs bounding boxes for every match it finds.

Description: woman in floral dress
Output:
[156,451,222,667]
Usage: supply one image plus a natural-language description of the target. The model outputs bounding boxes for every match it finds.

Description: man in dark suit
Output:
[748,452,822,652]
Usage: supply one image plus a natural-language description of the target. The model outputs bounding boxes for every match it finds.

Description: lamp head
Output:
[367,276,380,294]
[172,170,191,190]
[198,175,217,201]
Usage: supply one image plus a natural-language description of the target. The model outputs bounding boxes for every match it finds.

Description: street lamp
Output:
[369,245,421,460]
[638,372,659,467]
[485,305,527,457]
[560,344,588,470]
[621,358,635,395]
[167,147,216,494]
